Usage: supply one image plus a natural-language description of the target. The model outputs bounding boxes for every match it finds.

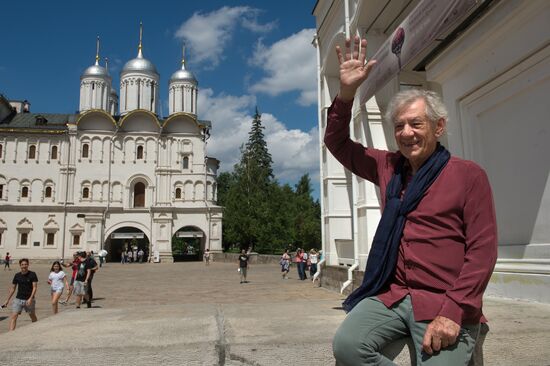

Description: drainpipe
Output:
[312,32,325,286]
[340,1,361,295]
[312,257,325,286]
[341,262,358,294]
[150,126,163,262]
[101,126,118,253]
[60,129,71,260]
[344,0,350,38]
[203,126,211,252]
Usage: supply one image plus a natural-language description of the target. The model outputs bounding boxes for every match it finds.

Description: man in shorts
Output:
[74,252,94,309]
[2,258,38,331]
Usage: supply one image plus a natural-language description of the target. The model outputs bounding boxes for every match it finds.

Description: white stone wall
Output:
[119,73,159,115]
[80,77,111,113]
[168,83,198,115]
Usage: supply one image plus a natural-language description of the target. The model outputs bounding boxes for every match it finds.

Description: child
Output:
[48,261,69,314]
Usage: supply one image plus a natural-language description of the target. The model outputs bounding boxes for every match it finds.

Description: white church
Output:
[0,27,223,263]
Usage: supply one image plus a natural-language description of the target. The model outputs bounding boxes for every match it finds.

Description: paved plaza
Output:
[1,261,549,365]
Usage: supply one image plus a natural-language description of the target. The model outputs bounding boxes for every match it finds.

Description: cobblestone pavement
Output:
[1,261,549,365]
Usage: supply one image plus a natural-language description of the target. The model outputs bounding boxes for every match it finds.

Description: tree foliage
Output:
[217,109,321,254]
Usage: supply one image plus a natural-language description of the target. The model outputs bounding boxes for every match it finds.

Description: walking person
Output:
[4,252,10,270]
[280,249,291,279]
[309,249,319,278]
[203,249,211,266]
[238,249,249,284]
[295,249,307,280]
[60,252,81,305]
[138,248,144,263]
[73,252,95,309]
[98,249,108,267]
[84,251,98,307]
[127,249,133,263]
[327,36,497,365]
[1,258,38,331]
[48,261,69,314]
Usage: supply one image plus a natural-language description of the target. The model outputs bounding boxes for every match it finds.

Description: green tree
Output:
[219,110,321,254]
[293,174,321,251]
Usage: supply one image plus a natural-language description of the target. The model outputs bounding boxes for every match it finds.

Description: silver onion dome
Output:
[171,44,197,84]
[82,64,110,78]
[121,55,159,76]
[170,68,197,84]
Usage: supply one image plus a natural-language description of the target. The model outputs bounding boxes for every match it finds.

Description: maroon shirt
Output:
[324,97,497,326]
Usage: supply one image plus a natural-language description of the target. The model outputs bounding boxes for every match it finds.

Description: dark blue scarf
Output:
[343,143,450,312]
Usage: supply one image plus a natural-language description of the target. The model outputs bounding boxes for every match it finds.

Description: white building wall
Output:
[423,0,550,302]
[0,119,222,262]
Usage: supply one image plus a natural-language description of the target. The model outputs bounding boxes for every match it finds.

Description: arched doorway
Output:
[104,226,150,262]
[172,226,205,262]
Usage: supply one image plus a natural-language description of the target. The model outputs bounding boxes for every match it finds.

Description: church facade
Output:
[0,31,223,263]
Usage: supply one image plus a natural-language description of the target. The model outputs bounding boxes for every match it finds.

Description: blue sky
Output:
[0,0,320,197]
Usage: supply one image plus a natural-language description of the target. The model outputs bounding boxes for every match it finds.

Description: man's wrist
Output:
[338,88,356,103]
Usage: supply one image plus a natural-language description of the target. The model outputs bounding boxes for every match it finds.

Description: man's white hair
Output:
[384,89,448,127]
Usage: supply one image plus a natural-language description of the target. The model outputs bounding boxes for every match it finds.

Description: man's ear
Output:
[435,118,446,137]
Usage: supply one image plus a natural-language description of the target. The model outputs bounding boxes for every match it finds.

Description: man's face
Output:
[393,98,445,172]
[19,261,29,273]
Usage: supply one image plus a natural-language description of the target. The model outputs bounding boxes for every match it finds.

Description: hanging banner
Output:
[111,233,144,239]
[359,0,479,104]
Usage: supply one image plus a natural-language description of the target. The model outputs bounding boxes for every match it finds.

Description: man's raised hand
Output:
[336,36,376,102]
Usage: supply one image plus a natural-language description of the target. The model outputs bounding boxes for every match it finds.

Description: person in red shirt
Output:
[59,252,81,305]
[328,36,497,365]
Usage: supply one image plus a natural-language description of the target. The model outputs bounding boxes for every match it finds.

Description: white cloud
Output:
[175,6,276,68]
[250,28,317,106]
[199,88,319,184]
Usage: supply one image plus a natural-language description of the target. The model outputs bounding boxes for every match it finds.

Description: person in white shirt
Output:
[309,249,319,278]
[48,261,69,314]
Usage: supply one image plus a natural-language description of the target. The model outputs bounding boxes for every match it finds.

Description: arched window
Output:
[82,187,90,199]
[28,145,36,159]
[45,186,52,198]
[175,187,182,199]
[51,146,58,160]
[21,186,29,198]
[134,182,145,207]
[82,143,89,158]
[183,156,189,170]
[137,145,144,159]
[0,144,3,158]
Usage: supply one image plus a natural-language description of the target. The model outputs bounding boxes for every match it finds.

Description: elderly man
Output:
[327,36,497,365]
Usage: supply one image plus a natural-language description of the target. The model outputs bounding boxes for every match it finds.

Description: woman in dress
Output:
[48,261,69,314]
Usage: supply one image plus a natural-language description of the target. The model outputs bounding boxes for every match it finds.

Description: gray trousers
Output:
[333,295,479,366]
